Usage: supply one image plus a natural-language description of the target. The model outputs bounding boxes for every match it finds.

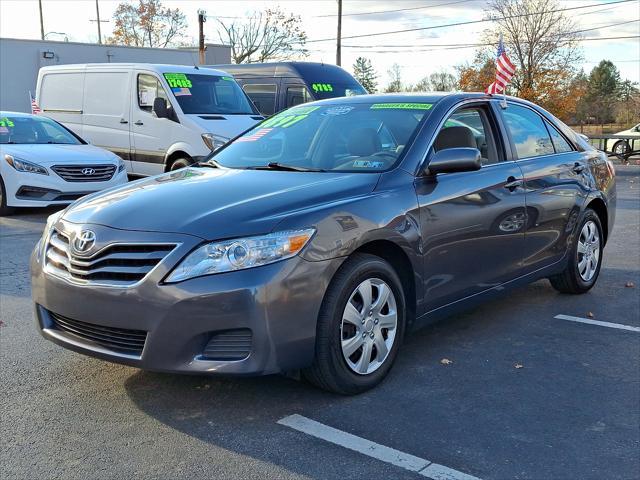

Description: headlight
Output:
[4,154,48,175]
[202,133,229,152]
[165,228,315,283]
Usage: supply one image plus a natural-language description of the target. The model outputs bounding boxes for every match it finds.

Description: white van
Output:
[36,64,263,175]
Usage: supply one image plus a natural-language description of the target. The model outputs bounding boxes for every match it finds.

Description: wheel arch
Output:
[586,197,608,245]
[353,240,417,328]
[164,150,192,172]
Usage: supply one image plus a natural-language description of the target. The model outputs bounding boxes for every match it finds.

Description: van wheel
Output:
[549,208,603,294]
[0,176,15,216]
[303,253,405,395]
[169,157,193,171]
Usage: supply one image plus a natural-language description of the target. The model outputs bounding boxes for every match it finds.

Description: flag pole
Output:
[28,90,33,114]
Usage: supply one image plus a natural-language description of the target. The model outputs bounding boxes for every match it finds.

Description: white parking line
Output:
[555,314,640,332]
[277,414,481,480]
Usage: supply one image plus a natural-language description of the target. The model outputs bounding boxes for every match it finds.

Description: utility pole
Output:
[95,0,102,44]
[198,10,206,65]
[90,0,109,44]
[336,0,342,66]
[38,0,44,40]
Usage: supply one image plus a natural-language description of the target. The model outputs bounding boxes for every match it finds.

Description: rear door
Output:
[82,70,133,171]
[416,101,527,310]
[241,80,279,116]
[284,83,313,108]
[498,102,589,272]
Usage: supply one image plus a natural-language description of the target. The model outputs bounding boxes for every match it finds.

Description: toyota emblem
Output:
[73,230,96,254]
[81,167,96,176]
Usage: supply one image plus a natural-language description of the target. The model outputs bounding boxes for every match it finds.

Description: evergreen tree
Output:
[352,57,378,93]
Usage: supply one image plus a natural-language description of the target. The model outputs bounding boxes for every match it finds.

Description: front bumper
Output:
[4,166,127,208]
[31,222,343,375]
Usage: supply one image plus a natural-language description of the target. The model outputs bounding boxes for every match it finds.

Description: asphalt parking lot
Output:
[1,166,638,480]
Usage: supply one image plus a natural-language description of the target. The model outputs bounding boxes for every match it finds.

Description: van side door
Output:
[130,72,174,176]
[284,83,313,109]
[241,80,279,116]
[82,70,133,171]
[498,102,591,272]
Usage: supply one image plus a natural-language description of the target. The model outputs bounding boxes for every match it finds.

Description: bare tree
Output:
[384,64,403,93]
[412,77,431,92]
[108,0,186,47]
[216,7,308,64]
[429,71,457,91]
[483,0,582,99]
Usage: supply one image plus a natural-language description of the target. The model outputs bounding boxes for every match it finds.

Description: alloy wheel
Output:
[577,220,600,282]
[340,278,398,375]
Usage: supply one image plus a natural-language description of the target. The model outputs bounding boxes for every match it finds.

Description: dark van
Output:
[209,62,367,116]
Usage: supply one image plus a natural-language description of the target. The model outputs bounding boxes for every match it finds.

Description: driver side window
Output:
[435,107,501,166]
[137,74,169,113]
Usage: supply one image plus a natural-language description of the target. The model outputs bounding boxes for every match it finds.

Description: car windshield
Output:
[211,102,434,172]
[164,73,256,115]
[310,82,367,99]
[0,115,81,145]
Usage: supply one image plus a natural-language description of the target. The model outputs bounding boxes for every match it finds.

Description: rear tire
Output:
[0,176,15,216]
[549,208,603,294]
[612,140,630,160]
[168,157,192,171]
[303,253,406,395]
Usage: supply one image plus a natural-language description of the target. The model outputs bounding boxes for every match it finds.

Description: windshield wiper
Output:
[248,162,325,172]
[194,159,221,169]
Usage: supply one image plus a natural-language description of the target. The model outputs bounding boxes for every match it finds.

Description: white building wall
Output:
[0,37,231,112]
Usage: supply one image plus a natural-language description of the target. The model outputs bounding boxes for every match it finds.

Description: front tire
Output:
[0,176,15,216]
[168,157,193,171]
[612,140,630,160]
[303,253,406,395]
[549,208,603,294]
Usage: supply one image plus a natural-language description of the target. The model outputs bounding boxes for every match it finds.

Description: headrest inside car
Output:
[434,126,476,151]
[347,128,382,157]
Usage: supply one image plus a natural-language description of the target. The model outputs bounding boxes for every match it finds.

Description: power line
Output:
[312,0,476,18]
[316,35,640,53]
[301,0,636,43]
[341,19,640,48]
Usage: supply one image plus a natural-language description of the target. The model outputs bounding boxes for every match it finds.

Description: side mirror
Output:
[425,147,482,175]
[153,97,169,119]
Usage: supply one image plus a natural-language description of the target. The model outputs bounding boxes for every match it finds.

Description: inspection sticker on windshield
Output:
[370,103,432,110]
[163,73,192,89]
[353,160,385,168]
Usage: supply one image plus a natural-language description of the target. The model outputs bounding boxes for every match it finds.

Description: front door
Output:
[499,102,591,272]
[416,102,527,311]
[131,72,174,175]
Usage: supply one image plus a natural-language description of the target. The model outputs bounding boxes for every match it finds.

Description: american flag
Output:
[30,93,41,114]
[485,35,516,95]
[236,128,273,142]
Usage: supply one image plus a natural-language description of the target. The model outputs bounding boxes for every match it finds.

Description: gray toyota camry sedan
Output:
[31,93,616,394]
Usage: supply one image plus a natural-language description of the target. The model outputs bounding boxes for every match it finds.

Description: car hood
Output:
[62,167,380,240]
[0,143,119,165]
[185,114,260,140]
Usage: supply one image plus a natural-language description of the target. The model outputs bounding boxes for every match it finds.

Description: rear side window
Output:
[545,120,573,153]
[503,104,554,159]
[39,73,84,112]
[243,84,277,116]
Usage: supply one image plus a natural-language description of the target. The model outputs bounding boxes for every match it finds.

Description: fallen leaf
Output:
[514,363,524,369]
[587,312,594,318]
[625,281,635,288]
[440,358,453,365]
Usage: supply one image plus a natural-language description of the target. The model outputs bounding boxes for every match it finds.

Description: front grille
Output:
[49,311,147,356]
[44,230,175,287]
[201,329,252,360]
[51,164,116,182]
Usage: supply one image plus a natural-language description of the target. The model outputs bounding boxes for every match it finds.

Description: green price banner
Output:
[312,83,333,93]
[163,73,192,89]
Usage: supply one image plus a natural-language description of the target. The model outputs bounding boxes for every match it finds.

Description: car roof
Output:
[207,62,359,82]
[0,111,37,117]
[39,63,230,77]
[298,92,485,106]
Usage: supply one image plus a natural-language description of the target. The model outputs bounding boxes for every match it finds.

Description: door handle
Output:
[572,162,585,173]
[119,118,128,124]
[134,120,144,126]
[504,177,523,190]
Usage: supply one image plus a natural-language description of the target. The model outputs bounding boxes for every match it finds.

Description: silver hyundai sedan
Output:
[31,94,616,394]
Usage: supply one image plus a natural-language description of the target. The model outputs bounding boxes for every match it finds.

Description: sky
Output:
[0,0,638,87]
